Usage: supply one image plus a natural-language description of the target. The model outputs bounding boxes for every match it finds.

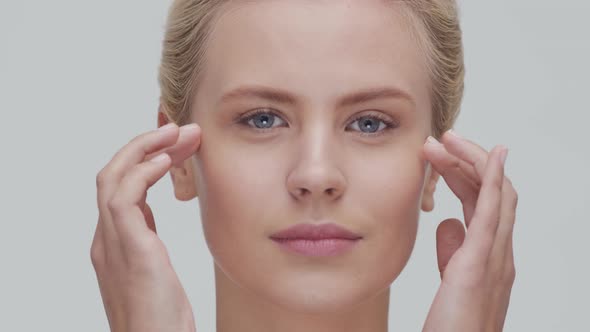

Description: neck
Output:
[214,263,390,332]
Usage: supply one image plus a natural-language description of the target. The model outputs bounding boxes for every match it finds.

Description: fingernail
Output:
[182,123,200,131]
[500,148,509,166]
[159,123,177,131]
[447,129,461,138]
[425,136,439,145]
[150,153,170,163]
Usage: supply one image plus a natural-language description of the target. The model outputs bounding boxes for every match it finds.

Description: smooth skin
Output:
[91,122,517,331]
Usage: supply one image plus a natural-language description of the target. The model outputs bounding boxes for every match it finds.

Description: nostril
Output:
[293,187,339,198]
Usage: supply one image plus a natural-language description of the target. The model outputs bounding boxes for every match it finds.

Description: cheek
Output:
[193,141,295,299]
[193,129,428,302]
[370,161,425,226]
[193,138,283,258]
[351,144,426,225]
[351,155,426,281]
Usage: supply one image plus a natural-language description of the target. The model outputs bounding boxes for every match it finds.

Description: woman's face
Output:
[182,0,436,313]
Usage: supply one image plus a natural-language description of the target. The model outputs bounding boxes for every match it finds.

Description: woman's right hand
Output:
[421,132,517,332]
[91,122,201,332]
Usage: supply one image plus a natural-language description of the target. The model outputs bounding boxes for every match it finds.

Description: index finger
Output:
[464,146,507,259]
[440,130,491,179]
[96,123,180,206]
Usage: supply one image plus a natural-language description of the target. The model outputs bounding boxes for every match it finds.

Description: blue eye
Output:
[238,109,287,131]
[348,114,396,136]
[237,109,397,136]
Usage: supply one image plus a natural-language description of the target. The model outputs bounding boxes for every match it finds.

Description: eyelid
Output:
[349,111,398,127]
[235,108,281,121]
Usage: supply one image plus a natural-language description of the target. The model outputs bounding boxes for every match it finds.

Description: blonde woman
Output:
[91,1,518,331]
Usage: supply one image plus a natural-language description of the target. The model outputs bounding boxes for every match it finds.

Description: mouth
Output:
[269,222,362,257]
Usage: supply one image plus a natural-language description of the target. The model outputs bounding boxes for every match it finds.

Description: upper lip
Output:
[269,222,362,240]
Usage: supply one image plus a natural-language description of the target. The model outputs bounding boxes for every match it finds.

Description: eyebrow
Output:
[218,85,415,108]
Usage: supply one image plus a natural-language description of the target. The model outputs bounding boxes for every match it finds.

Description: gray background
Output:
[1,0,588,331]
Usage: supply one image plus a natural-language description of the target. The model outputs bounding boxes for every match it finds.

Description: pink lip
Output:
[269,223,362,257]
[269,222,362,240]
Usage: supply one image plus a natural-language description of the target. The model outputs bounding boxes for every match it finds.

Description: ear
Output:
[158,105,199,201]
[421,164,441,212]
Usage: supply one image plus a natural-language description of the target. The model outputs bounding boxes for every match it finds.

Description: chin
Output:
[209,228,412,315]
[269,285,369,315]
[254,269,387,315]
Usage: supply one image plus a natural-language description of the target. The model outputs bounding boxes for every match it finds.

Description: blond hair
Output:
[158,0,464,139]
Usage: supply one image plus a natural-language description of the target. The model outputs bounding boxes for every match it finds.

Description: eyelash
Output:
[236,108,398,137]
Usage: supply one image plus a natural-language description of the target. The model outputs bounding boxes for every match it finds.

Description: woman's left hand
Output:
[420,130,518,332]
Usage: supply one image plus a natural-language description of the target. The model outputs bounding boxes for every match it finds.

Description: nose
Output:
[286,134,346,203]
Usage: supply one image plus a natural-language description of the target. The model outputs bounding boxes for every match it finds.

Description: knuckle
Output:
[90,242,105,268]
[512,190,519,208]
[504,264,516,284]
[504,176,514,187]
[96,168,109,188]
[502,177,519,209]
[106,196,126,214]
[506,189,519,210]
[508,193,518,211]
[449,158,462,170]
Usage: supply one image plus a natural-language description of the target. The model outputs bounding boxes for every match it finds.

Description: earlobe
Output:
[158,102,199,201]
[169,159,198,201]
[158,104,171,128]
[421,167,441,212]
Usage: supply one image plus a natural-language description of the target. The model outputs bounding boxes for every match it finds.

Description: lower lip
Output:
[271,238,361,257]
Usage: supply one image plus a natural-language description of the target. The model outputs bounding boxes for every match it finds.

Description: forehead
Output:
[198,0,431,111]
